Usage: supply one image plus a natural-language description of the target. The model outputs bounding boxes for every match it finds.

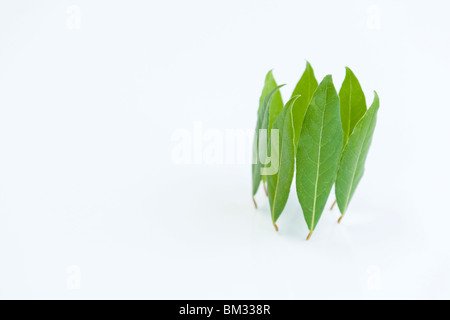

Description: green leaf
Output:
[266,96,302,228]
[291,61,319,145]
[253,71,284,192]
[296,75,343,239]
[335,92,380,219]
[252,84,285,202]
[339,67,367,145]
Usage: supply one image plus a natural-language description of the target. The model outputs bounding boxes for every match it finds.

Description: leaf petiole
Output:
[330,200,337,211]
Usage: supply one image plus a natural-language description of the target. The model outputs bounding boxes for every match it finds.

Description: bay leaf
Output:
[266,96,302,230]
[296,75,343,239]
[335,92,380,221]
[252,84,285,207]
[254,71,284,193]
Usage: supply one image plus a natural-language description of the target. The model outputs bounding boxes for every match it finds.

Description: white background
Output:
[0,0,449,299]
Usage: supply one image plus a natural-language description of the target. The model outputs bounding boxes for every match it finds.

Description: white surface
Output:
[0,0,449,299]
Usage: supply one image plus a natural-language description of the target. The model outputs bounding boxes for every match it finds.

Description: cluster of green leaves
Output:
[252,62,380,240]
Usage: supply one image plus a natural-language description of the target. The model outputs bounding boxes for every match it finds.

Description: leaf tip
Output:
[373,90,380,100]
[345,66,356,77]
[306,230,313,240]
[338,216,344,224]
[371,91,380,110]
[323,74,333,83]
[265,69,275,81]
[273,223,279,232]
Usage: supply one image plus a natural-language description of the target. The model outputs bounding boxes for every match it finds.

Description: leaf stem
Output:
[253,197,258,209]
[330,199,337,211]
[338,215,344,224]
[264,183,268,197]
[306,230,313,240]
[273,223,279,232]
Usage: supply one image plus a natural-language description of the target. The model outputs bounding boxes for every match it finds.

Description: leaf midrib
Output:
[347,77,353,141]
[311,86,328,230]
